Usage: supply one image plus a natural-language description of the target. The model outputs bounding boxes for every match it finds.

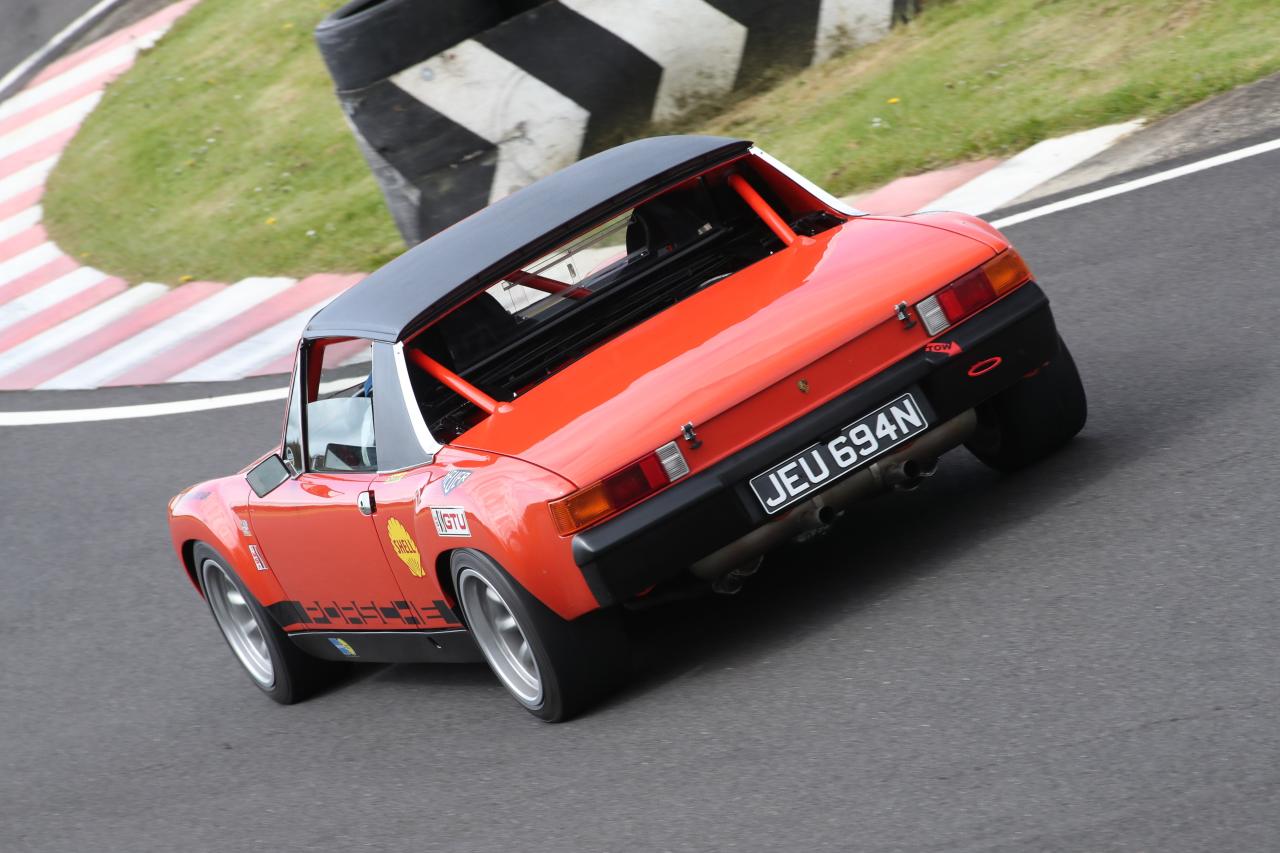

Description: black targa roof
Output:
[304,135,752,342]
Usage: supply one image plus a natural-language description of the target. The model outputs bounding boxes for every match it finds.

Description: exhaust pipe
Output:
[690,408,976,581]
[880,455,939,491]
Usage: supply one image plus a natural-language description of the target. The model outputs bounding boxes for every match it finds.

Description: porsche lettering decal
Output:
[387,517,426,577]
[267,598,462,629]
[431,507,471,537]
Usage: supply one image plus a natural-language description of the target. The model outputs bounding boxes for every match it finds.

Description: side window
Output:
[304,338,377,473]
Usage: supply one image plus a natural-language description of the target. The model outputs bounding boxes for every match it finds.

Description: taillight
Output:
[917,249,1031,335]
[550,441,689,535]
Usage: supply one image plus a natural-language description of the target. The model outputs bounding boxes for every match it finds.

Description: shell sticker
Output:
[387,517,426,578]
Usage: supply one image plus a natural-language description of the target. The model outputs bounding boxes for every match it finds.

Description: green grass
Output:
[693,0,1280,195]
[43,0,1280,285]
[43,0,403,284]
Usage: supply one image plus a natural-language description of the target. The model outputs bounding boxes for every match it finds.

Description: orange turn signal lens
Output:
[983,249,1031,295]
[550,482,614,535]
[550,448,686,535]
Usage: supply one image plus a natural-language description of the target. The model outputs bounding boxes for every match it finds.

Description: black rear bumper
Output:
[572,282,1060,605]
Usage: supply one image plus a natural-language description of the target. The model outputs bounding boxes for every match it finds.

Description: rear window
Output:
[405,156,843,440]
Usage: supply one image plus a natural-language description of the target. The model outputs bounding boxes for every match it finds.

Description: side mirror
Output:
[246,454,290,497]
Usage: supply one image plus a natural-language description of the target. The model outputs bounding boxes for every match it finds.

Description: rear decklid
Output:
[452,216,999,487]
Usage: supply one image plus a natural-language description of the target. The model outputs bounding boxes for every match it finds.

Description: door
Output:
[364,466,464,631]
[249,337,417,630]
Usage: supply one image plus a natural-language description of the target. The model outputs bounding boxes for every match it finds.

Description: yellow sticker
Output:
[387,517,425,577]
[384,471,409,482]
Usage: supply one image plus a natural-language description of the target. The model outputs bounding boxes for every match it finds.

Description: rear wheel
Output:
[965,335,1088,472]
[452,549,625,722]
[195,543,337,704]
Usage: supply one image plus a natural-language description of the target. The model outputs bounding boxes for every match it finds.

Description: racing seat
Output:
[416,292,520,374]
[626,191,710,260]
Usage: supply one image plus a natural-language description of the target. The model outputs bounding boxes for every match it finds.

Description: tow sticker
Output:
[431,507,471,537]
[925,341,963,356]
[387,517,426,577]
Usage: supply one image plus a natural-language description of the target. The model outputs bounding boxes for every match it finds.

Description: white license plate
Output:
[749,393,929,515]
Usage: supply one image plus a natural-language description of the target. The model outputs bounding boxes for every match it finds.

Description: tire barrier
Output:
[316,0,902,245]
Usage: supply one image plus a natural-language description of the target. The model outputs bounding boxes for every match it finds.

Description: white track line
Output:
[0,205,41,242]
[0,386,294,425]
[169,298,337,383]
[0,156,56,204]
[991,135,1280,228]
[0,38,155,122]
[0,282,165,376]
[0,377,351,426]
[0,265,107,331]
[0,0,129,99]
[41,277,295,389]
[925,121,1143,215]
[0,241,62,288]
[3,135,1279,425]
[0,92,101,160]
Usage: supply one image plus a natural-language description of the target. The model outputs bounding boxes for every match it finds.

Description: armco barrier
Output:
[316,0,912,245]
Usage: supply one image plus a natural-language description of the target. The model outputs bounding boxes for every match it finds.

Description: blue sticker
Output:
[328,638,357,657]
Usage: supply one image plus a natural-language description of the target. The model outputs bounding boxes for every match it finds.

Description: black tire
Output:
[194,543,338,705]
[965,335,1088,472]
[451,550,626,722]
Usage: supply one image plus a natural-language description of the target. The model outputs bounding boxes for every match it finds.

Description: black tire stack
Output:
[315,0,905,246]
[314,0,533,244]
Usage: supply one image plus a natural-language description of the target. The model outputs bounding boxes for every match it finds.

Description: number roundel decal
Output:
[387,517,426,577]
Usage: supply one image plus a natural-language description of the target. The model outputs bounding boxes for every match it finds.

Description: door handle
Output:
[357,490,376,516]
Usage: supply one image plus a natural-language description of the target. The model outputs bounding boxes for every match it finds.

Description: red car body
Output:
[170,136,1084,719]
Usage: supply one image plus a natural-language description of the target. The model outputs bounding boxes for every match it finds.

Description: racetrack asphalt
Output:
[2,138,1279,852]
[0,0,174,88]
[0,0,102,80]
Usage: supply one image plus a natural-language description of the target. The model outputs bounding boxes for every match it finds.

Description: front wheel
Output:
[452,549,625,722]
[965,334,1088,472]
[195,543,337,704]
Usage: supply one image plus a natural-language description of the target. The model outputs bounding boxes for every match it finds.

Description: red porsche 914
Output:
[168,136,1086,721]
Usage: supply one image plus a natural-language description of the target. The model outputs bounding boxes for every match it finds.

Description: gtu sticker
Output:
[431,507,471,537]
[387,517,426,577]
[247,544,269,572]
